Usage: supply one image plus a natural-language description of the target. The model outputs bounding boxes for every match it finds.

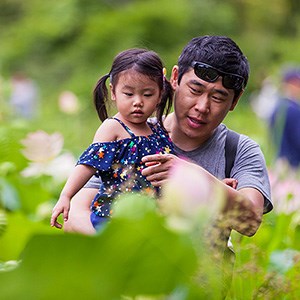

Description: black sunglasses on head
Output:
[191,61,245,91]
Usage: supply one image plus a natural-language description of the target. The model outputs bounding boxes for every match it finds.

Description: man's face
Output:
[284,78,300,100]
[171,66,239,146]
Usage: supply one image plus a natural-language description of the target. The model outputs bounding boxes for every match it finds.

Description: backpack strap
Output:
[225,130,240,178]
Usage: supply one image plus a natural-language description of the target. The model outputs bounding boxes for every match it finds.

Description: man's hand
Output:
[141,153,178,186]
[222,178,238,189]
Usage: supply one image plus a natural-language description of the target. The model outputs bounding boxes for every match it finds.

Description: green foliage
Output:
[0,211,54,261]
[0,178,20,211]
[1,0,300,153]
[1,187,300,299]
[2,0,300,99]
[228,212,300,300]
[0,123,27,168]
[0,112,300,299]
[0,195,198,299]
[1,1,300,299]
[0,209,6,238]
[0,123,58,216]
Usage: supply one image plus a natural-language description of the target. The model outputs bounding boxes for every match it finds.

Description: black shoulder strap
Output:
[110,117,135,138]
[225,130,240,178]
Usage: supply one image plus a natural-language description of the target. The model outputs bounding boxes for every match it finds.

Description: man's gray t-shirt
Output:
[85,123,272,213]
[172,123,272,213]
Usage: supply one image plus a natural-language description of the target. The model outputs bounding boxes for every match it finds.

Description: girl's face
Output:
[110,69,161,125]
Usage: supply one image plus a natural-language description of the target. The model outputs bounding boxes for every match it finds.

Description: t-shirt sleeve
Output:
[84,175,102,189]
[231,135,273,214]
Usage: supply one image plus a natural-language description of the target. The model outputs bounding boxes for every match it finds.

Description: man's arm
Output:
[142,154,264,236]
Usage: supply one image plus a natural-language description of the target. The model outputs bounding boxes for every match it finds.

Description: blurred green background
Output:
[1,0,300,159]
[1,1,300,299]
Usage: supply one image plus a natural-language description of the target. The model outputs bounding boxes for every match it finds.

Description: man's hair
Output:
[177,35,250,99]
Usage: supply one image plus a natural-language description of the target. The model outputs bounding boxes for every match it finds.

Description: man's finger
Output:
[145,161,160,167]
[142,154,167,163]
[144,170,169,183]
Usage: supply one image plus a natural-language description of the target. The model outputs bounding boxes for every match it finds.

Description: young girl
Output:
[50,48,175,230]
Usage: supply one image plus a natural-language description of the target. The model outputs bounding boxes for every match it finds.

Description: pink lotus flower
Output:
[21,130,63,162]
[20,130,76,182]
[58,91,80,114]
[269,162,300,215]
[160,159,225,232]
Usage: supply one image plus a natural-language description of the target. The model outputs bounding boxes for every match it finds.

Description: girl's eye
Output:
[144,93,153,97]
[124,92,133,96]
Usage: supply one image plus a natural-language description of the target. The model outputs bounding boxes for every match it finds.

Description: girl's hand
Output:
[141,153,179,186]
[50,196,71,229]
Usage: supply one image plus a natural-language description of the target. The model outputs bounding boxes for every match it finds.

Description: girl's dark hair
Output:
[93,48,173,127]
[177,35,250,101]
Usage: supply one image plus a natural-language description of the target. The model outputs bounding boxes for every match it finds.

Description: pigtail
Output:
[156,78,173,131]
[93,74,110,122]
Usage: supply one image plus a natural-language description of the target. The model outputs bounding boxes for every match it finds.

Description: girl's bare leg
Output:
[64,188,97,235]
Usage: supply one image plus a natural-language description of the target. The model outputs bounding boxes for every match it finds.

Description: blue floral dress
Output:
[77,117,175,223]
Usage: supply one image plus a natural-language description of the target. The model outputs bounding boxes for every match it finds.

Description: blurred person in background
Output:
[9,72,39,119]
[269,67,300,169]
[250,76,279,121]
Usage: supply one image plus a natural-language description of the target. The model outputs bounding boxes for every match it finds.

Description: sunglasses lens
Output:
[192,62,244,90]
[195,65,219,82]
[223,75,244,90]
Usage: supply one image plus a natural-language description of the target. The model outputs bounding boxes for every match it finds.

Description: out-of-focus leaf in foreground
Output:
[0,194,197,299]
[0,209,6,237]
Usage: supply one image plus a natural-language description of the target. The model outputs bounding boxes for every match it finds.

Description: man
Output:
[141,36,272,238]
[64,35,272,238]
[269,68,300,168]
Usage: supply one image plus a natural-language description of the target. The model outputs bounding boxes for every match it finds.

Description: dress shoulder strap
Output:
[110,117,136,138]
[147,120,157,132]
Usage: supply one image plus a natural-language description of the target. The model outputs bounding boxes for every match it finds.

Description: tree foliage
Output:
[1,0,300,97]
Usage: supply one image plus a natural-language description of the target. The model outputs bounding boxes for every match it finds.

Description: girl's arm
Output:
[51,164,96,229]
[51,119,121,229]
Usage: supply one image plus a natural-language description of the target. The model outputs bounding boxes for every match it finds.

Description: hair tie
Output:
[163,67,167,82]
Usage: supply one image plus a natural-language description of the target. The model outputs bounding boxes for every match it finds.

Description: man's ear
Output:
[230,90,244,111]
[110,83,116,101]
[170,65,179,90]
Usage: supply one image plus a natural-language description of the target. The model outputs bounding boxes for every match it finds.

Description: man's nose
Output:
[194,96,210,113]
